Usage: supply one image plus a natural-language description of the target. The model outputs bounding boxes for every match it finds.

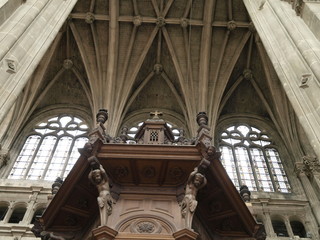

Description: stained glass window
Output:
[219,124,291,193]
[9,115,88,181]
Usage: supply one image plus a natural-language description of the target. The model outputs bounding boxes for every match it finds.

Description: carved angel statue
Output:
[180,167,207,229]
[88,161,113,226]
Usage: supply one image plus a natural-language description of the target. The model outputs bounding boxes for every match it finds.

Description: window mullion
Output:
[231,146,242,188]
[246,146,260,191]
[263,148,278,192]
[59,137,76,178]
[22,136,43,179]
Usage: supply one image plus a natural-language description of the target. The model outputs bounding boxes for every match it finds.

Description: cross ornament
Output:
[150,110,163,119]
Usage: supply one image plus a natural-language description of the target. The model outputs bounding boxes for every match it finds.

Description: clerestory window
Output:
[9,115,88,181]
[218,124,291,193]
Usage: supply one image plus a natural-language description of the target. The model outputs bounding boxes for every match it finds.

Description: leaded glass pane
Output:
[27,136,57,180]
[63,137,88,178]
[9,135,41,179]
[220,146,239,189]
[219,124,291,193]
[9,115,88,181]
[250,148,274,192]
[44,137,73,181]
[235,147,257,191]
[266,148,290,192]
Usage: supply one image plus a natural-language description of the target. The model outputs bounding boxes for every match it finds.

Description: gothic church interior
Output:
[0,0,320,239]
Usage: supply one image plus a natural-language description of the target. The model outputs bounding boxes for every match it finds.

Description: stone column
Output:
[243,0,320,159]
[262,212,276,237]
[2,201,13,223]
[284,215,294,238]
[0,0,78,124]
[21,187,42,224]
[295,162,320,226]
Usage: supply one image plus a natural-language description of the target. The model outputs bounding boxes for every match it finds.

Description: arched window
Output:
[218,124,291,193]
[9,115,88,181]
[8,206,27,224]
[0,203,9,221]
[31,207,46,224]
[272,219,289,237]
[290,221,306,238]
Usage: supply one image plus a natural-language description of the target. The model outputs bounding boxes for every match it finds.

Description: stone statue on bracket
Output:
[88,156,114,226]
[180,167,207,229]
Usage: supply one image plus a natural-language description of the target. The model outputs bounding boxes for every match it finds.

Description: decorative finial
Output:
[52,177,63,195]
[196,112,208,126]
[96,109,108,124]
[150,110,163,119]
[240,185,251,202]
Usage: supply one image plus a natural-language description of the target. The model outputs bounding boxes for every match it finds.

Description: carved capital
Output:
[303,156,320,174]
[294,162,310,176]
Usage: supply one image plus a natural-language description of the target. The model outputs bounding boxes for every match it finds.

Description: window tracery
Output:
[9,115,88,181]
[219,124,291,193]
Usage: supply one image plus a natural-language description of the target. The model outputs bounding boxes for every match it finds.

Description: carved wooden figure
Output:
[88,157,113,226]
[180,167,207,229]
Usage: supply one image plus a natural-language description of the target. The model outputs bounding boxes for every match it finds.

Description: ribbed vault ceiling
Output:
[9,0,301,153]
